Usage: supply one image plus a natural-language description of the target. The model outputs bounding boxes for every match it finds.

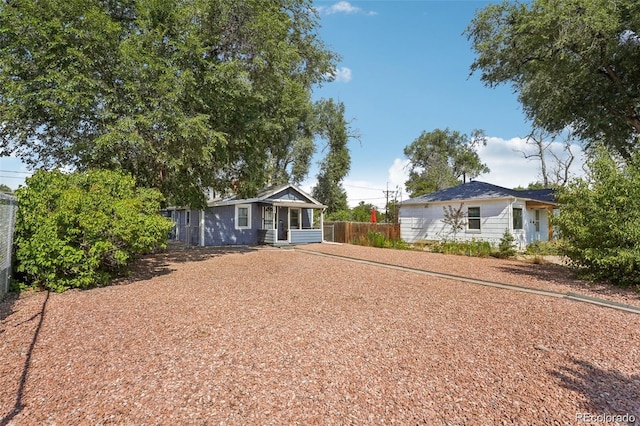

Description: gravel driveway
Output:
[1,244,639,425]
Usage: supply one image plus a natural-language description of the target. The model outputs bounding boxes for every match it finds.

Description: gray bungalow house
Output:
[398,181,557,249]
[167,184,326,246]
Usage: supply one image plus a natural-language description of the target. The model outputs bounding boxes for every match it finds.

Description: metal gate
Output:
[0,193,18,297]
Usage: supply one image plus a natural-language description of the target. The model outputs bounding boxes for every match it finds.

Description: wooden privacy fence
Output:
[324,221,400,244]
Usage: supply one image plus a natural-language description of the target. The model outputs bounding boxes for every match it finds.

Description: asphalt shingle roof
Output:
[401,181,556,204]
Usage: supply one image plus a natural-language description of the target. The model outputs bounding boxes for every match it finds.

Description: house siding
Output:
[400,199,551,247]
[289,229,322,244]
[203,205,260,246]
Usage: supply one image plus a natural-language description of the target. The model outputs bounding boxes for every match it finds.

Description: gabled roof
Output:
[207,183,326,209]
[400,181,556,205]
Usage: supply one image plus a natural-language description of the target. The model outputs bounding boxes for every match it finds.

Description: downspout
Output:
[200,209,205,247]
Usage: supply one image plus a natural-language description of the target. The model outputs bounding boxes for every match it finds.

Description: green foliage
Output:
[555,148,640,287]
[13,170,172,292]
[355,232,409,250]
[324,202,378,222]
[0,184,13,194]
[431,239,493,257]
[404,128,490,197]
[467,0,640,158]
[525,240,560,256]
[0,0,337,208]
[311,99,353,213]
[497,229,517,258]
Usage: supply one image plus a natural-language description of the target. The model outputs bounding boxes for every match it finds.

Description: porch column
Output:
[321,208,325,242]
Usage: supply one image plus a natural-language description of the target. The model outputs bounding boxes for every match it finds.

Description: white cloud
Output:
[332,67,352,83]
[380,136,586,202]
[317,1,377,16]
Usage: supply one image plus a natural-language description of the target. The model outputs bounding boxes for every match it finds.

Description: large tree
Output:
[404,128,489,197]
[311,99,353,213]
[466,0,640,158]
[0,0,336,207]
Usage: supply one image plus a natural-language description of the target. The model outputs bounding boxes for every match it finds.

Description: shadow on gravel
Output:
[0,291,49,426]
[495,263,640,304]
[553,357,640,424]
[111,245,259,285]
[0,292,20,328]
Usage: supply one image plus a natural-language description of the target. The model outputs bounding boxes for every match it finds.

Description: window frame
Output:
[235,204,251,230]
[290,208,301,230]
[467,206,481,231]
[513,207,523,230]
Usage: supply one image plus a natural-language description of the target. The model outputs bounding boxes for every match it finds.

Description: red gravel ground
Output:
[1,244,639,425]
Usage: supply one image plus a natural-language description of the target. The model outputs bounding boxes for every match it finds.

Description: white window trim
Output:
[235,204,251,230]
[466,206,481,232]
[513,207,524,230]
[290,208,301,230]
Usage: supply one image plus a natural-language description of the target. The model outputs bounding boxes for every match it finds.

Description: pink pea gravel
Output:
[1,244,639,425]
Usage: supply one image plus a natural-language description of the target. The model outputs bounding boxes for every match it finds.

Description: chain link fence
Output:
[0,192,18,297]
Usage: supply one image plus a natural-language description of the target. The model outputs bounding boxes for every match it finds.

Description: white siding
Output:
[400,200,513,245]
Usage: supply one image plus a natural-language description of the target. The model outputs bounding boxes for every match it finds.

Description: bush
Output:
[354,231,410,250]
[13,170,173,292]
[496,229,517,258]
[555,148,640,287]
[431,239,492,257]
[525,240,560,256]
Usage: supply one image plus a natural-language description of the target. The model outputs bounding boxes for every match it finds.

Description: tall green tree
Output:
[311,99,353,213]
[0,0,336,207]
[466,0,640,158]
[555,147,640,287]
[404,128,489,197]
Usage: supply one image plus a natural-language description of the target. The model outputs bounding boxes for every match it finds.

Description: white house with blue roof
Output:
[398,181,557,248]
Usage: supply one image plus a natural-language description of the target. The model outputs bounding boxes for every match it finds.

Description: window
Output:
[467,207,481,230]
[535,210,540,232]
[262,206,274,229]
[290,208,300,229]
[513,208,523,230]
[235,205,251,229]
[186,211,190,226]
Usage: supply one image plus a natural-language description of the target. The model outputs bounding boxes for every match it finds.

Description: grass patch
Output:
[430,239,493,257]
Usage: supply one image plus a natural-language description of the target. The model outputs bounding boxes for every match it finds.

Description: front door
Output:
[277,206,288,241]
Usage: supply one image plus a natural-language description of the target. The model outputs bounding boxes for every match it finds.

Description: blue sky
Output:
[0,0,585,205]
[305,0,586,207]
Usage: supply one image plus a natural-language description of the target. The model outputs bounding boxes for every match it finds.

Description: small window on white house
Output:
[186,211,191,226]
[236,205,251,229]
[513,208,523,230]
[467,207,481,230]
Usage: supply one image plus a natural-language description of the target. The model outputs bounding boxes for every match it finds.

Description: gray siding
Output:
[269,187,307,202]
[203,205,260,246]
[258,229,277,244]
[290,229,322,244]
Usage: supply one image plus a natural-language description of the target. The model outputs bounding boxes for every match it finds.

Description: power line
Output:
[343,183,386,191]
[0,169,32,175]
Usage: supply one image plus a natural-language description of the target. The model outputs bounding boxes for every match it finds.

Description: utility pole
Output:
[382,182,394,223]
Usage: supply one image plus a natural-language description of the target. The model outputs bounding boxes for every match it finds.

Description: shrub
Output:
[555,148,640,287]
[13,170,173,292]
[525,240,560,256]
[431,239,492,257]
[497,229,517,258]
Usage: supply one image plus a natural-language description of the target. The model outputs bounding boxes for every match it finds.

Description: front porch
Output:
[257,202,324,246]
